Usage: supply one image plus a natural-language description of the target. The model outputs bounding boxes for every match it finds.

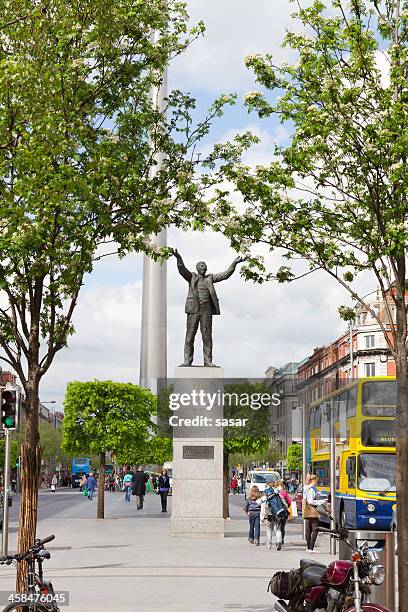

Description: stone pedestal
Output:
[171,366,224,538]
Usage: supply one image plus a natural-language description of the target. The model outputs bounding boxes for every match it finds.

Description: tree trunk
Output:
[16,382,42,593]
[223,450,229,519]
[97,451,105,519]
[395,294,408,611]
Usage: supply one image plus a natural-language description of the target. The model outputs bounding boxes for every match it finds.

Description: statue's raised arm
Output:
[172,248,192,282]
[212,256,246,283]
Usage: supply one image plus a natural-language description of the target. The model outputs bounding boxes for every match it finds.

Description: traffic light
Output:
[1,389,20,430]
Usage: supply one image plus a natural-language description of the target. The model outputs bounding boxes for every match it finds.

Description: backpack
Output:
[267,492,289,519]
[267,569,301,599]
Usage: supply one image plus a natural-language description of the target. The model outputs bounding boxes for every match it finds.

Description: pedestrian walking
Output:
[108,474,115,493]
[238,475,244,494]
[302,474,321,553]
[262,481,281,550]
[51,474,57,492]
[122,467,133,502]
[86,473,97,500]
[230,475,238,495]
[244,485,261,545]
[261,480,289,551]
[79,474,87,492]
[158,468,170,513]
[132,466,149,510]
[275,479,291,546]
[151,474,158,493]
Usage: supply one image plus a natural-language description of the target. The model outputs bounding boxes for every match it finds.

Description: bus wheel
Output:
[340,505,346,529]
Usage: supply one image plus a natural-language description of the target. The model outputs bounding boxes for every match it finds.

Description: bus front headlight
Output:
[369,563,385,585]
[367,503,376,512]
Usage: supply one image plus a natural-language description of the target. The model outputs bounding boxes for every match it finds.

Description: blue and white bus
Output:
[71,457,91,488]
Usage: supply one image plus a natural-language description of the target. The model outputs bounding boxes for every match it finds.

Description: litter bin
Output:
[339,530,395,611]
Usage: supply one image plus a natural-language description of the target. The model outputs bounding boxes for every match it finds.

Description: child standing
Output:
[244,485,261,545]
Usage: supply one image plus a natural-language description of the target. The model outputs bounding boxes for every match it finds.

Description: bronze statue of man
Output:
[172,249,245,367]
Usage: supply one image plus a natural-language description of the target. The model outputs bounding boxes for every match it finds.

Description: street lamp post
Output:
[301,405,307,540]
[41,401,58,482]
[329,398,337,555]
[42,401,57,428]
[1,428,12,555]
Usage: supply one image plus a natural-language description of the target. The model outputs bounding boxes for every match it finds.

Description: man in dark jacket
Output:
[133,467,149,509]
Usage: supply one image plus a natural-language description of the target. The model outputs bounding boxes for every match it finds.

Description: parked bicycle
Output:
[0,534,61,611]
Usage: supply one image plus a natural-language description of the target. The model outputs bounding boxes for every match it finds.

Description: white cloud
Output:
[170,0,296,93]
[40,280,143,405]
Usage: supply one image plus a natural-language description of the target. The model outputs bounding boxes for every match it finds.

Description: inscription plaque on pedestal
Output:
[183,445,214,460]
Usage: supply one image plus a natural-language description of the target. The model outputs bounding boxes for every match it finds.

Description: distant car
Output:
[244,470,281,498]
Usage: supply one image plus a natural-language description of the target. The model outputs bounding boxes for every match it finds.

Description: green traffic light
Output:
[4,416,14,427]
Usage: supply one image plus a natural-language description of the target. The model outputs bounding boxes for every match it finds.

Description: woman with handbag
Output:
[276,480,291,546]
[302,474,321,553]
[158,468,171,512]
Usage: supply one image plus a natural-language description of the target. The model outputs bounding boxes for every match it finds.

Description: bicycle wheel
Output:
[1,603,51,611]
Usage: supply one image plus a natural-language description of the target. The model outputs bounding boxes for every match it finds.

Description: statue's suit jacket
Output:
[177,260,237,316]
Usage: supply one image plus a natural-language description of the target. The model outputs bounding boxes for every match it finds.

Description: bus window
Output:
[358,453,396,492]
[336,392,348,422]
[347,387,357,417]
[315,404,322,428]
[362,381,396,416]
[308,408,315,430]
[312,460,329,486]
[346,456,356,488]
[361,420,396,447]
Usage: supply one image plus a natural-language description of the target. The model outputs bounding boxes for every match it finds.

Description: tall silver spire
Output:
[139,33,168,392]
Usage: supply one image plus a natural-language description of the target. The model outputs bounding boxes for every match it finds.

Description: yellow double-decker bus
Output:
[307,377,396,530]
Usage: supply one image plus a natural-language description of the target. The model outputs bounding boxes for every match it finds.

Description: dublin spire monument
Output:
[139,31,167,392]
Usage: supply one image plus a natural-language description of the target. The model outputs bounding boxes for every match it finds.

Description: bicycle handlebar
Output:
[0,535,55,563]
[35,535,55,547]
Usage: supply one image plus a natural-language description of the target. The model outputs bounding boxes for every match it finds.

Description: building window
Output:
[365,335,375,349]
[365,362,376,377]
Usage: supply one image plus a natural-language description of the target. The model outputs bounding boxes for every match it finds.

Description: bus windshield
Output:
[362,381,396,416]
[358,453,396,492]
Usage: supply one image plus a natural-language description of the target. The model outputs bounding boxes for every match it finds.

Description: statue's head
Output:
[196,261,207,275]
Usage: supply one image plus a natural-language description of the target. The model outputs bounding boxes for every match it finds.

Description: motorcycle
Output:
[272,522,389,612]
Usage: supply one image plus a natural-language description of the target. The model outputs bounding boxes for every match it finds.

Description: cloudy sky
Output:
[39,0,376,407]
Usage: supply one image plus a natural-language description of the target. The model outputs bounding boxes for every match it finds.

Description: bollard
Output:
[339,529,395,611]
